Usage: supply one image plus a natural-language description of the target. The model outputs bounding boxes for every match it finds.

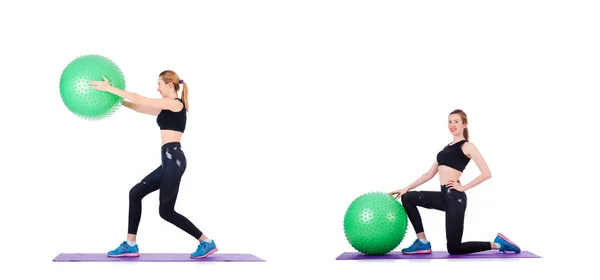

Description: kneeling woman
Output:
[389,109,520,255]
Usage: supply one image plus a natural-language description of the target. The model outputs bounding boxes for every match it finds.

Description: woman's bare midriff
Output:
[161,130,183,145]
[438,165,462,186]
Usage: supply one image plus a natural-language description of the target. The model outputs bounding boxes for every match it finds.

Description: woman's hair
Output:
[159,70,189,111]
[450,109,469,141]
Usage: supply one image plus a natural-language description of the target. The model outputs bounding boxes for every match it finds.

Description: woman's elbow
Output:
[482,171,492,180]
[124,92,144,105]
[132,95,145,105]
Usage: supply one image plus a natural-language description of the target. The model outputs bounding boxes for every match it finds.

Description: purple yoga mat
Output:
[336,250,540,260]
[53,253,265,262]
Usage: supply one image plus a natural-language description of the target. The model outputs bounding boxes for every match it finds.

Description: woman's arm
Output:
[461,142,492,190]
[90,77,182,112]
[122,100,161,116]
[106,86,181,112]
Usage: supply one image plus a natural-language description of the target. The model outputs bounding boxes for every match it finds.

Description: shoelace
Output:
[198,242,209,250]
[119,242,132,251]
[410,240,422,249]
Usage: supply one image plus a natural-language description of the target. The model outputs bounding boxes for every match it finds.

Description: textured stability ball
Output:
[343,192,408,255]
[59,54,126,120]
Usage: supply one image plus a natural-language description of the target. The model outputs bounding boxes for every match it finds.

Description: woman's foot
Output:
[107,241,140,257]
[494,233,521,253]
[401,239,432,254]
[191,239,218,258]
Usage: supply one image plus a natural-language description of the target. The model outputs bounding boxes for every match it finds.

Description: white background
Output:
[1,0,598,279]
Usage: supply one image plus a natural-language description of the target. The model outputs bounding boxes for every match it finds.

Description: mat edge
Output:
[335,251,541,260]
[52,253,266,262]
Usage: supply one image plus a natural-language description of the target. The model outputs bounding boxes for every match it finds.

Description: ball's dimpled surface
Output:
[59,54,126,120]
[344,192,408,255]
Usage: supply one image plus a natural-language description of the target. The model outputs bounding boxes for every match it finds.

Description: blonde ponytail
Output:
[181,81,189,111]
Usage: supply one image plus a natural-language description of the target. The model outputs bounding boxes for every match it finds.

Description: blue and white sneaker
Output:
[107,241,139,257]
[494,233,521,253]
[401,239,432,254]
[191,240,218,259]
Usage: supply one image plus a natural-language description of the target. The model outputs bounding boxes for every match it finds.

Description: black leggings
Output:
[401,185,491,255]
[127,142,203,240]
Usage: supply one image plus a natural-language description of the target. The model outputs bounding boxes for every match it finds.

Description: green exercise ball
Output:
[59,54,126,120]
[343,191,408,255]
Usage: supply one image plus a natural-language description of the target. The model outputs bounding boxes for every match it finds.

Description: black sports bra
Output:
[436,140,470,172]
[156,98,186,133]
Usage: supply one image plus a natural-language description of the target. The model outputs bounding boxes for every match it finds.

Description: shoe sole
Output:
[107,253,140,257]
[191,248,218,259]
[105,248,219,259]
[401,249,432,255]
[497,233,521,253]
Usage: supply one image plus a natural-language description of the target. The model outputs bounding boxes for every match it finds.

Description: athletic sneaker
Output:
[401,239,432,254]
[191,240,218,259]
[107,241,140,257]
[494,233,521,253]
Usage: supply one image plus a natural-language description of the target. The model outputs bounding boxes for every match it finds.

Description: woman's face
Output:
[157,78,172,98]
[448,113,466,137]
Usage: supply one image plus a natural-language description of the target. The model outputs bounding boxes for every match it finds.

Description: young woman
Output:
[388,109,521,255]
[89,70,218,259]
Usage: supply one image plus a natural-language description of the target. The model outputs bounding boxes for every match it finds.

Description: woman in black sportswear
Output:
[389,109,521,255]
[89,70,218,259]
